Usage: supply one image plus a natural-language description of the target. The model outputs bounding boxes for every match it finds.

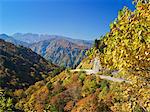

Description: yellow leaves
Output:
[145,51,149,55]
[110,22,114,29]
[90,4,150,111]
[120,25,125,30]
[138,30,142,36]
[100,8,149,70]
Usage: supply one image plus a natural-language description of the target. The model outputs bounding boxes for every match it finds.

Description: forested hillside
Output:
[0,39,58,90]
[0,33,92,68]
[0,0,149,112]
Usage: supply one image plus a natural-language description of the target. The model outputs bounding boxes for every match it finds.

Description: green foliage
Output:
[85,47,95,58]
[100,80,109,90]
[82,76,98,97]
[99,3,150,72]
[52,66,65,77]
[0,39,58,90]
[0,90,13,112]
[47,105,58,112]
[90,2,150,112]
[1,1,150,112]
[78,71,86,83]
[46,82,52,90]
[133,104,145,112]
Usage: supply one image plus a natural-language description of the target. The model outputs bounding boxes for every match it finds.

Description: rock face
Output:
[30,38,92,68]
[0,39,57,90]
[1,33,93,68]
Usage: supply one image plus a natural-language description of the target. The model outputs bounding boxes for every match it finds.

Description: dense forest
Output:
[0,0,149,112]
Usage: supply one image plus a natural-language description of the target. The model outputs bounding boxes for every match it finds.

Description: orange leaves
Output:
[29,86,49,111]
[72,94,98,112]
[64,100,75,111]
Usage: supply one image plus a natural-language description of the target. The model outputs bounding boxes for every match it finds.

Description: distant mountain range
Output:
[12,33,63,44]
[0,34,28,46]
[0,33,93,68]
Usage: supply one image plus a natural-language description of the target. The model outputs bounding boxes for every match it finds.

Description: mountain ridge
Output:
[0,34,28,46]
[0,33,93,68]
[0,39,58,90]
[30,37,91,68]
[12,33,93,44]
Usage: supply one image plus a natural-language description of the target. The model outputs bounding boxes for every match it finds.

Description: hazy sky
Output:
[0,0,135,40]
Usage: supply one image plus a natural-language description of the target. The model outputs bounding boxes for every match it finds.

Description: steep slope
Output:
[0,39,57,90]
[14,2,150,112]
[12,33,92,68]
[86,2,150,111]
[30,38,92,68]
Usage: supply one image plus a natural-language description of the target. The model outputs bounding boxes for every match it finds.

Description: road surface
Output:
[70,58,131,83]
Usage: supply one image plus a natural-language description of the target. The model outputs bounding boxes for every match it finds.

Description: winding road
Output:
[70,58,131,83]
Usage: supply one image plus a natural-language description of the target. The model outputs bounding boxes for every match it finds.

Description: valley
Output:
[0,0,150,112]
[0,33,92,68]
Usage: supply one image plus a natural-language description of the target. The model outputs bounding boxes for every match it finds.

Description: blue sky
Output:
[0,0,135,40]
